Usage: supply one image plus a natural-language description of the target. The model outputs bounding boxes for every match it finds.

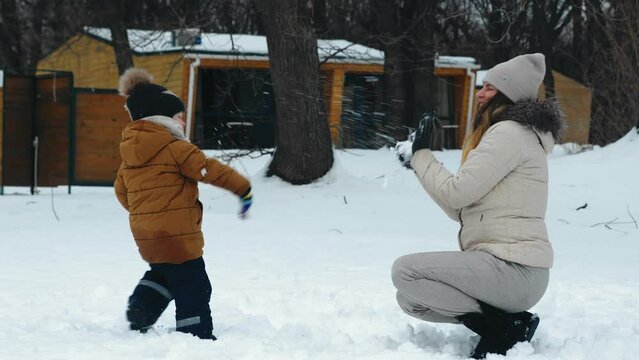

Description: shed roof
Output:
[435,55,480,68]
[83,27,385,64]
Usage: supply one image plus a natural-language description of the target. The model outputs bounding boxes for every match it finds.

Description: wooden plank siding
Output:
[2,75,34,187]
[38,36,118,89]
[38,34,186,97]
[543,70,591,144]
[73,91,130,184]
[134,54,185,94]
[35,75,72,187]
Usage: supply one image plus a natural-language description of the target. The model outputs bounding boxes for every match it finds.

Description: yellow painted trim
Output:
[459,75,472,147]
[325,69,346,144]
[434,67,467,77]
[199,58,271,69]
[321,62,383,74]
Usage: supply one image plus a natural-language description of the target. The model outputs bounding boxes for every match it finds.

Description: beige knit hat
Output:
[482,53,546,103]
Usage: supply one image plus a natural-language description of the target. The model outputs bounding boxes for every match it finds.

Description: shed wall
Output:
[548,71,592,144]
[39,35,186,96]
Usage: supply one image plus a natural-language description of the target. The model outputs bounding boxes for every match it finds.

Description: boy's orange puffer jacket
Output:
[114,119,250,264]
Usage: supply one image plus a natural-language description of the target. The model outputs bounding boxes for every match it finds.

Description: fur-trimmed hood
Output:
[119,116,187,166]
[492,97,565,144]
[144,115,188,141]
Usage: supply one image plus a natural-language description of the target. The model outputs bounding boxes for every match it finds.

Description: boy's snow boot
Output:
[175,313,216,340]
[127,273,172,333]
[457,302,540,359]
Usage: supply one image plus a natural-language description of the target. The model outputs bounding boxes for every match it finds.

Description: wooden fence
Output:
[1,72,129,193]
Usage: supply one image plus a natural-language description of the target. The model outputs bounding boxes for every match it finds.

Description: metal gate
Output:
[1,71,73,194]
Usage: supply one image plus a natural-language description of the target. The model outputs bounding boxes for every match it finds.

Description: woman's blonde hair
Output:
[461,92,514,163]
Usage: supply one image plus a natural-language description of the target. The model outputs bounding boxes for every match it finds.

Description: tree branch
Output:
[628,205,638,230]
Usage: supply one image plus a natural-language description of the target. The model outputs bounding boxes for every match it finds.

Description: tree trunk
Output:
[23,0,47,73]
[313,0,328,35]
[531,0,556,97]
[107,0,134,75]
[571,0,584,81]
[404,0,438,129]
[0,0,47,74]
[0,0,22,70]
[375,0,408,140]
[257,0,334,184]
[585,0,639,144]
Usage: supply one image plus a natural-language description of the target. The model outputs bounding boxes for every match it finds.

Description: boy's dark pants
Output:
[126,257,214,339]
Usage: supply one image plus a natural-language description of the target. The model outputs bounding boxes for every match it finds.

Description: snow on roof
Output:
[83,27,384,64]
[476,70,487,86]
[435,55,480,69]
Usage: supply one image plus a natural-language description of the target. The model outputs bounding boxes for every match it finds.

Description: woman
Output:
[391,53,563,359]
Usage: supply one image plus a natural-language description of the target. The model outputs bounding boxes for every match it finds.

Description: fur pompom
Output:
[118,68,154,96]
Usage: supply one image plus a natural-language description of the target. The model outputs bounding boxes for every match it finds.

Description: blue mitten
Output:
[239,190,253,219]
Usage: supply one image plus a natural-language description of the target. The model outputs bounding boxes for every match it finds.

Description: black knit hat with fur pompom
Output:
[118,68,185,120]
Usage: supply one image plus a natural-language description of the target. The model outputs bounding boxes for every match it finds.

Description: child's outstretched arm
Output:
[168,141,251,197]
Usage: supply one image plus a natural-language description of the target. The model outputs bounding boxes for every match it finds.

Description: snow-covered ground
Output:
[1,130,638,360]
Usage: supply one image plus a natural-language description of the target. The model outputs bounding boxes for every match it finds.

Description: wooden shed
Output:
[38,28,479,147]
[38,28,391,148]
[2,28,480,191]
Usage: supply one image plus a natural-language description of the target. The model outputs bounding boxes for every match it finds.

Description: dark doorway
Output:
[194,69,276,149]
[339,74,385,148]
[433,76,457,149]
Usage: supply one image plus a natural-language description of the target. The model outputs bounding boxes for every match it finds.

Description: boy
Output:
[114,68,253,339]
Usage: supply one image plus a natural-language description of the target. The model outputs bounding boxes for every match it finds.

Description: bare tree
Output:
[584,0,639,144]
[403,1,440,128]
[312,0,329,36]
[256,0,334,184]
[105,0,134,74]
[530,0,573,97]
[374,0,408,139]
[372,0,441,139]
[0,0,50,73]
[467,0,530,66]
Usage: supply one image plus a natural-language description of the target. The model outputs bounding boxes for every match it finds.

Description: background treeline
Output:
[0,0,637,147]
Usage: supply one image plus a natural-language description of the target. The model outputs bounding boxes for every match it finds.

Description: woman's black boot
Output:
[457,302,540,359]
[456,312,493,359]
